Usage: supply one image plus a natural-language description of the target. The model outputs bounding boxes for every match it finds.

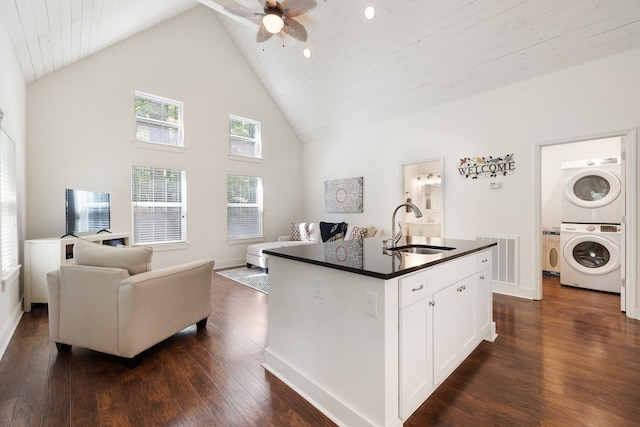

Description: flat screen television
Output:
[65,189,111,237]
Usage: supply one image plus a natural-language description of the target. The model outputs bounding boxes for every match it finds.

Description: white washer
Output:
[560,223,621,293]
[561,157,622,224]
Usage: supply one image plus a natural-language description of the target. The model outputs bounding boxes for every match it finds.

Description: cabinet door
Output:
[477,271,491,340]
[456,275,478,358]
[433,283,457,386]
[399,298,433,419]
[433,275,479,386]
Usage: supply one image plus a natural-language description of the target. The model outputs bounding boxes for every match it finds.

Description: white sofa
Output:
[47,238,215,366]
[246,222,383,271]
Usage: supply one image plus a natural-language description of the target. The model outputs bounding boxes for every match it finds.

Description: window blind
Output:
[0,128,18,273]
[132,166,186,244]
[227,175,263,239]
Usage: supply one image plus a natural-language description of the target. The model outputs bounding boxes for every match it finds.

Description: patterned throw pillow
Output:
[319,221,348,242]
[349,226,368,240]
[291,223,311,241]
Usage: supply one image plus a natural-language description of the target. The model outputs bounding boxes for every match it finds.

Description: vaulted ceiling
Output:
[2,0,640,144]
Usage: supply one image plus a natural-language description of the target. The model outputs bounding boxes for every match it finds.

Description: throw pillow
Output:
[349,226,368,240]
[73,238,153,275]
[291,223,311,241]
[319,221,348,242]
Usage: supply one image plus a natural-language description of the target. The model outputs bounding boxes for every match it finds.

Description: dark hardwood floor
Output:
[1,272,638,426]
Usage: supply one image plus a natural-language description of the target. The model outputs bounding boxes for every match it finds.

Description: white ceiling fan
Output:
[198,0,321,42]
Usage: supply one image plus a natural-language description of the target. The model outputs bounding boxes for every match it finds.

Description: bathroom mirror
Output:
[401,159,443,238]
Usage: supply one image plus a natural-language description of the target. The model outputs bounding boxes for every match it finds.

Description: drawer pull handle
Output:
[412,284,424,292]
[482,259,489,263]
[428,300,435,306]
[480,275,485,280]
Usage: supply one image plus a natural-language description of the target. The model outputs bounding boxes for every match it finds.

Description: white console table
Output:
[23,232,130,312]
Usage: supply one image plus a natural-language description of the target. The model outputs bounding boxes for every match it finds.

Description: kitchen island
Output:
[264,236,497,427]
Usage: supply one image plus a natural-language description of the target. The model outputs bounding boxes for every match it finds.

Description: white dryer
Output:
[561,157,622,224]
[560,223,621,293]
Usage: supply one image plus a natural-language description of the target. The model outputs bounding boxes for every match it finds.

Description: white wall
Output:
[302,48,640,306]
[0,18,27,359]
[26,6,303,269]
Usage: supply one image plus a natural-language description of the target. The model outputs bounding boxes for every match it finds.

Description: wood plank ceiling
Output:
[2,1,640,144]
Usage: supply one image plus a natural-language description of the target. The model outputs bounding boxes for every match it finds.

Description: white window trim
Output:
[229,114,262,160]
[131,163,188,246]
[0,127,18,276]
[226,173,264,241]
[134,90,185,150]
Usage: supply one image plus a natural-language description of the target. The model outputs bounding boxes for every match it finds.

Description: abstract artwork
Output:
[324,176,363,213]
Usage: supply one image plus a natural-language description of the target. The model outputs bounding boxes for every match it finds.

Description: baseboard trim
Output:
[492,283,535,300]
[0,299,23,361]
[263,348,402,427]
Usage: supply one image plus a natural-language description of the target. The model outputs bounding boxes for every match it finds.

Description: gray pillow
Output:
[73,238,153,275]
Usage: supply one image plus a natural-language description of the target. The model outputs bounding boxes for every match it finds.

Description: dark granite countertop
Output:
[264,236,497,280]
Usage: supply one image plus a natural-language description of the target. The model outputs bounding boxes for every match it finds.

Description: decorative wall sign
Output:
[458,154,515,179]
[324,176,364,213]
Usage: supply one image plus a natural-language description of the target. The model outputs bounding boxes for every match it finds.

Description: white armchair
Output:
[46,239,215,366]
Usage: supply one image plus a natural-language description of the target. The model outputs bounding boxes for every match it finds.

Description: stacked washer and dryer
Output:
[560,157,624,301]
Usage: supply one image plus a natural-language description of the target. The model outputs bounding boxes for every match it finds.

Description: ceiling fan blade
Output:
[258,0,278,7]
[281,0,317,17]
[224,4,264,25]
[282,17,308,42]
[256,23,276,43]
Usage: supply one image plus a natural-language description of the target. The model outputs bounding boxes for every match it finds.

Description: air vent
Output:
[473,234,519,287]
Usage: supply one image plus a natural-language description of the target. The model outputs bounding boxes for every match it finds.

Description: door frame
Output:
[534,128,637,319]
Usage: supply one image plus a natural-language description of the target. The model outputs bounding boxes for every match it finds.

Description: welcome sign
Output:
[458,154,515,179]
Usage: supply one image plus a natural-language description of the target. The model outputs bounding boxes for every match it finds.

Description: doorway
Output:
[401,159,443,238]
[536,130,637,319]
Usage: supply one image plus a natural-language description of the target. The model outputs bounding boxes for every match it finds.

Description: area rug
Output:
[217,267,268,294]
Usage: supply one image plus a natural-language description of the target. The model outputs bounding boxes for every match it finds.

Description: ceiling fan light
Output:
[364,6,376,20]
[263,13,284,33]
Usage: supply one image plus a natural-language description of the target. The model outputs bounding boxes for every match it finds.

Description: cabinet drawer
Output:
[431,254,477,287]
[399,269,433,308]
[477,250,492,271]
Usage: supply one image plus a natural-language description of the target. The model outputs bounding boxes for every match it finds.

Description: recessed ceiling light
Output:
[303,48,312,59]
[364,6,375,20]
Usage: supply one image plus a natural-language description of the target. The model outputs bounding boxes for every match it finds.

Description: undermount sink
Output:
[389,244,455,255]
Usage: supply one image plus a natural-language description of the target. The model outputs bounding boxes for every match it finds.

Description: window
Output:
[134,91,183,147]
[227,175,263,240]
[229,115,261,159]
[0,128,18,276]
[131,165,187,245]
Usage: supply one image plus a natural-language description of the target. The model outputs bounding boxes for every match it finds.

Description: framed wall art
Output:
[324,176,363,213]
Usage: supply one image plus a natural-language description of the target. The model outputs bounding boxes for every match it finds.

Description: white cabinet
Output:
[400,249,494,420]
[399,268,435,419]
[23,232,129,311]
[477,251,492,339]
[433,274,478,386]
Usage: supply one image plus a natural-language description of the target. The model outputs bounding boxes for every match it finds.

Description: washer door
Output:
[563,234,620,275]
[564,168,621,208]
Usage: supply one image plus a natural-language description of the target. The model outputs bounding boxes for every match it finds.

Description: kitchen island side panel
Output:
[263,256,401,427]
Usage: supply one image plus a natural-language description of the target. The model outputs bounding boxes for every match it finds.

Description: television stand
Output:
[59,233,78,239]
[23,232,130,312]
[96,229,112,234]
